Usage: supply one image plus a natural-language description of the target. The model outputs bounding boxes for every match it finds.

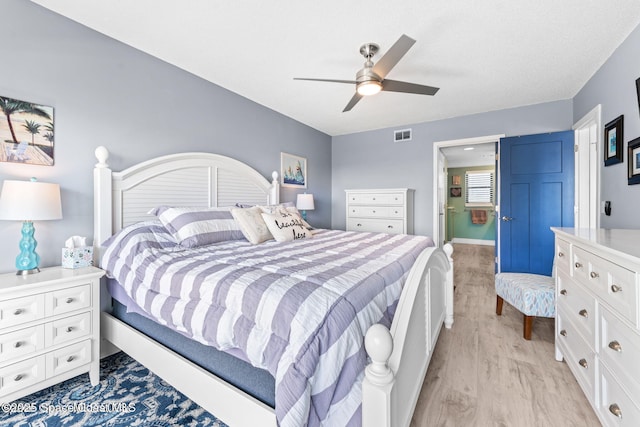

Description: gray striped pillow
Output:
[153,206,245,247]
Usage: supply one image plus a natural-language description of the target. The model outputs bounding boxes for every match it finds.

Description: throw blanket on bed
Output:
[102,221,434,427]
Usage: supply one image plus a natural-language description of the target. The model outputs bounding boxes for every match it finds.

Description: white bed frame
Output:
[93,146,454,427]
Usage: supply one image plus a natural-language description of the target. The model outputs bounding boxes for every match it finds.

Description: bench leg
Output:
[496,295,504,315]
[523,315,533,340]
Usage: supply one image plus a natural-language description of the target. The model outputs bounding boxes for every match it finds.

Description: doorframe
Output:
[572,104,601,229]
[432,134,504,246]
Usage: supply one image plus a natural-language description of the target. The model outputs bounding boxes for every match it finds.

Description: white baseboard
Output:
[451,238,495,246]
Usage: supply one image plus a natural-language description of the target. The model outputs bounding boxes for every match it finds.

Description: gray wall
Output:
[573,23,640,228]
[0,0,331,274]
[331,100,574,235]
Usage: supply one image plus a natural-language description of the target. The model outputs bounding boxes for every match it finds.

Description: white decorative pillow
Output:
[283,206,313,230]
[152,206,244,248]
[261,209,312,242]
[230,206,273,244]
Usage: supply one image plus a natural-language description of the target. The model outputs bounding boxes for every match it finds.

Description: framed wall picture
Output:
[451,175,461,185]
[628,136,640,185]
[281,152,307,188]
[636,77,640,118]
[0,95,55,166]
[604,115,623,166]
[450,187,462,197]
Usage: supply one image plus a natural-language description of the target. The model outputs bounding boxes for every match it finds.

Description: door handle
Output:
[501,216,514,222]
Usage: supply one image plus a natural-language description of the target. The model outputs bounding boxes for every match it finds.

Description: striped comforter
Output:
[102,221,434,427]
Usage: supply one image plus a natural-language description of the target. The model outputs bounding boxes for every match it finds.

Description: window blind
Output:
[465,170,494,206]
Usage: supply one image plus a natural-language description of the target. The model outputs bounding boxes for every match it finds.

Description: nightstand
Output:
[0,266,104,403]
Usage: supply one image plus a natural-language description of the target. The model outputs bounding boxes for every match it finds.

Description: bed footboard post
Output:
[443,243,454,329]
[363,323,394,427]
[93,146,112,266]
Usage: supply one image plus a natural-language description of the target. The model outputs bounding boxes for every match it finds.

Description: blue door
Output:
[498,131,574,275]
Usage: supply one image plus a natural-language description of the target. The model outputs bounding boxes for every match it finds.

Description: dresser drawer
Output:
[0,294,45,330]
[557,272,597,349]
[557,312,596,398]
[599,363,640,427]
[600,306,640,399]
[0,355,45,396]
[573,247,637,325]
[348,206,391,218]
[347,218,404,234]
[45,312,91,347]
[46,340,91,378]
[555,238,571,274]
[46,284,91,317]
[347,192,404,206]
[0,325,45,363]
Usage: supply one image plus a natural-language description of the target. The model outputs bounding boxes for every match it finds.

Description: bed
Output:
[93,146,454,427]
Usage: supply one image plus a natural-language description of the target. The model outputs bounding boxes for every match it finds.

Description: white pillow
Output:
[261,209,312,242]
[283,206,313,230]
[230,206,273,244]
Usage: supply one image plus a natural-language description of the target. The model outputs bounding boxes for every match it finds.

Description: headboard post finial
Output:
[95,146,110,168]
[270,171,280,204]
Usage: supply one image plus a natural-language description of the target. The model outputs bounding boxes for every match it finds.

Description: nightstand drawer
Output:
[46,340,91,378]
[45,312,91,347]
[46,284,91,317]
[0,325,45,363]
[0,355,45,395]
[0,294,45,330]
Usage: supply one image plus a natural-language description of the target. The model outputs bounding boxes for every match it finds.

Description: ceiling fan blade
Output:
[372,34,416,79]
[294,77,357,84]
[343,93,363,112]
[382,79,439,96]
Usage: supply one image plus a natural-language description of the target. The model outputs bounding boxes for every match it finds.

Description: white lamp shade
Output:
[0,179,62,221]
[296,193,315,211]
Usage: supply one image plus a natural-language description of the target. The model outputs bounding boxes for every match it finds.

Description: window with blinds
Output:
[465,170,494,207]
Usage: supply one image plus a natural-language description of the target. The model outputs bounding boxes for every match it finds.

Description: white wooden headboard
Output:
[93,146,279,252]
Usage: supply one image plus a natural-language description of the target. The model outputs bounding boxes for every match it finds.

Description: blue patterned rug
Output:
[0,352,228,426]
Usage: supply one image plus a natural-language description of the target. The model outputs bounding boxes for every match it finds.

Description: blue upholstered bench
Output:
[495,272,555,340]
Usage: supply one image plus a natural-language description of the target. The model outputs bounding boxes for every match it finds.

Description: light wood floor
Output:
[411,243,601,427]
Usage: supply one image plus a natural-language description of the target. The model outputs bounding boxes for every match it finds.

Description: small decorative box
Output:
[61,247,94,269]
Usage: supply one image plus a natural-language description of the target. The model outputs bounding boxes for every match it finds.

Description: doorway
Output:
[432,134,504,247]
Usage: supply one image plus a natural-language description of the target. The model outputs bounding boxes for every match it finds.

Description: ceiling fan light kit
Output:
[294,34,439,112]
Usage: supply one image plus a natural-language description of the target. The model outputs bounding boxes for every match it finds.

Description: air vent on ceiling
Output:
[394,128,412,142]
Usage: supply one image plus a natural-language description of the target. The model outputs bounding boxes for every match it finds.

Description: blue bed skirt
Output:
[110,298,276,408]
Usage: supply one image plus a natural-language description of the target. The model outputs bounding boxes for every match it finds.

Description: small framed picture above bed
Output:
[627,136,640,185]
[604,115,623,166]
[281,152,307,188]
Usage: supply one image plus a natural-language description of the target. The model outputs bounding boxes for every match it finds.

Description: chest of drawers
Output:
[345,188,414,234]
[552,228,640,426]
[0,266,104,403]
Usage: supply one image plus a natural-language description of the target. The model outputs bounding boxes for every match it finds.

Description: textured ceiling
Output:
[30,0,640,136]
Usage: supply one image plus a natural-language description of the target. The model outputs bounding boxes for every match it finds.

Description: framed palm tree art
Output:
[0,95,54,166]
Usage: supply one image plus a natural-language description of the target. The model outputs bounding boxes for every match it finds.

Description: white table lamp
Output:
[0,178,62,275]
[296,193,315,221]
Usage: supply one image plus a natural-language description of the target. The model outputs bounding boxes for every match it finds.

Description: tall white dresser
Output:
[345,188,414,234]
[551,228,640,426]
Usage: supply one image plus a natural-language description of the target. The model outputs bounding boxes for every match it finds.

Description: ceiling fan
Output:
[294,34,439,112]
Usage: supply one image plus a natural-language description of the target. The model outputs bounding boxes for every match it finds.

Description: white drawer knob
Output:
[608,403,622,418]
[589,271,599,279]
[578,358,588,369]
[14,374,24,382]
[579,309,588,318]
[560,289,567,296]
[611,284,622,293]
[608,340,622,352]
[66,297,74,304]
[574,262,582,269]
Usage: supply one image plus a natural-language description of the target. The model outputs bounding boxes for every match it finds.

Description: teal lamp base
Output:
[16,221,41,276]
[301,210,308,221]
